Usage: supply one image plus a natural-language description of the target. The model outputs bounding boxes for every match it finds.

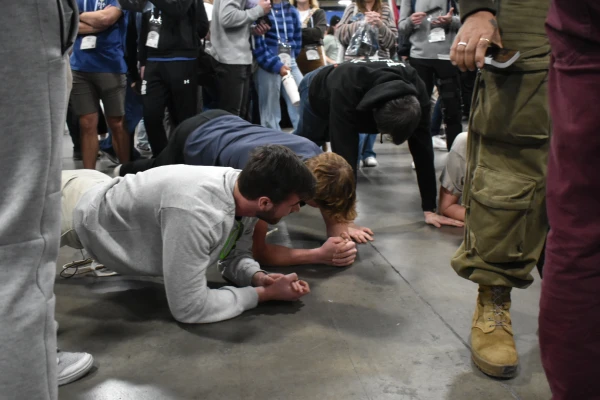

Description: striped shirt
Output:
[336,3,398,60]
[252,1,302,74]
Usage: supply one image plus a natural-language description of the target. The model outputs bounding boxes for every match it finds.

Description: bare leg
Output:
[106,116,130,163]
[79,113,99,170]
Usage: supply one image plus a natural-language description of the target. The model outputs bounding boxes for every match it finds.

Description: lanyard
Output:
[219,219,244,261]
[270,3,288,43]
[83,0,100,12]
[151,3,161,19]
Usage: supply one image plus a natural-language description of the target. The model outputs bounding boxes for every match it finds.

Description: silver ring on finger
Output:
[457,41,468,47]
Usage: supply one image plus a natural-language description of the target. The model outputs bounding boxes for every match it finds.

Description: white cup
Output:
[282,72,300,107]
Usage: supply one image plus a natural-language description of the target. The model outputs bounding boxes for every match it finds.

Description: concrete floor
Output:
[56,134,551,399]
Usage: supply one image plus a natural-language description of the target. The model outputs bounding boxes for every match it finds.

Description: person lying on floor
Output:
[59,145,344,324]
[294,58,464,228]
[438,132,467,223]
[117,109,375,244]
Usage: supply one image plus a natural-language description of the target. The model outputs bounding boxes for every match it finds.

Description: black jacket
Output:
[139,0,209,65]
[309,59,436,212]
[58,0,79,55]
[300,8,327,46]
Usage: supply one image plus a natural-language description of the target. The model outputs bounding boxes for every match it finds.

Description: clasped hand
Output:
[364,11,383,28]
[320,233,358,267]
[253,272,310,301]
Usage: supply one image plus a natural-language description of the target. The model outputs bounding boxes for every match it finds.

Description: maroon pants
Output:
[540,1,600,398]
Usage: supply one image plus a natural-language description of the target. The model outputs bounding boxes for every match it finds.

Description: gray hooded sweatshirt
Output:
[398,0,461,60]
[73,165,263,324]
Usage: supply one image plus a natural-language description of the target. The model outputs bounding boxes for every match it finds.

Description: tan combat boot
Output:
[471,285,519,378]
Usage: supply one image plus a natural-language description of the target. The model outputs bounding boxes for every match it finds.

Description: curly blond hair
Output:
[304,152,357,223]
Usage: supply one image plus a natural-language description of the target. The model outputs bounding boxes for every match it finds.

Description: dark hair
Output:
[238,145,316,204]
[326,25,335,35]
[373,95,421,145]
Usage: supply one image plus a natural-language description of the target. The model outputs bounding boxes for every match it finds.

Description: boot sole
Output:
[472,352,518,379]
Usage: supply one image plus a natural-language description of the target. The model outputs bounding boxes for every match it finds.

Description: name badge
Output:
[305,45,320,61]
[428,27,446,43]
[81,36,97,50]
[278,44,292,67]
[146,13,162,48]
[146,31,160,48]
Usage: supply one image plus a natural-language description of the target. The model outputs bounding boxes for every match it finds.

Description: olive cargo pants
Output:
[451,0,551,288]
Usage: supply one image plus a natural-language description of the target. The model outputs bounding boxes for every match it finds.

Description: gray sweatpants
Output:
[0,2,76,399]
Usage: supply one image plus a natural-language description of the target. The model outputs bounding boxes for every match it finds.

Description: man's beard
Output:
[256,209,281,225]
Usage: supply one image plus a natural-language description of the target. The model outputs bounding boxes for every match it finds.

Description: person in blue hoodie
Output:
[252,0,304,130]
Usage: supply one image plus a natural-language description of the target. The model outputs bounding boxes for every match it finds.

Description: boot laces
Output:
[489,287,508,327]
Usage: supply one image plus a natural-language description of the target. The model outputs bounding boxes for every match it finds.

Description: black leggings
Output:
[410,58,462,150]
[119,109,231,175]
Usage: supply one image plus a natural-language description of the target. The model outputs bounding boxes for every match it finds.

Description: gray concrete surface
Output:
[56,134,551,399]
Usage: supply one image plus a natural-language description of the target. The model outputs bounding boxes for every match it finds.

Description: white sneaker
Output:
[359,160,364,169]
[432,135,447,150]
[363,157,378,167]
[57,350,94,386]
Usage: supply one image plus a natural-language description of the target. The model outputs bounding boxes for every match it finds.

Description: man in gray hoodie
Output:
[60,145,316,323]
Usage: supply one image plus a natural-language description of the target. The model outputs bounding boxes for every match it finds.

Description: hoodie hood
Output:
[356,68,419,111]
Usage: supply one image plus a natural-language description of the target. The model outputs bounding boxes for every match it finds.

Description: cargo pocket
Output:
[470,69,550,145]
[467,167,536,264]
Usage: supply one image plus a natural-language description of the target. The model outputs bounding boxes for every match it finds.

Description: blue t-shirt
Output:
[70,0,128,74]
[184,116,322,169]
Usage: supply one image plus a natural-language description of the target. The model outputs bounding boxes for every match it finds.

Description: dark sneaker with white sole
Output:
[100,148,119,165]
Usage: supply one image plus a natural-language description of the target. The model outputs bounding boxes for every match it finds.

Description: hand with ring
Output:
[449,11,503,71]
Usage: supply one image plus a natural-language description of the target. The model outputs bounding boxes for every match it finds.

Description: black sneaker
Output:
[100,147,119,165]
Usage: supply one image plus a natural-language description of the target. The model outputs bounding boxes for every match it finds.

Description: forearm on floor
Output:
[253,243,321,267]
[323,217,349,238]
[441,204,465,221]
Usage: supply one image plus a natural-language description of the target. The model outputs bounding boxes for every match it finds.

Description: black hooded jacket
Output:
[308,59,436,212]
[139,0,209,65]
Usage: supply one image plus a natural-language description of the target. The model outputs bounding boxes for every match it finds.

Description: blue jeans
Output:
[430,96,443,137]
[294,67,328,144]
[254,58,303,130]
[358,133,377,160]
[136,118,149,146]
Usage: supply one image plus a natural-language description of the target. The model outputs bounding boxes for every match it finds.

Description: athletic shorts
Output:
[70,70,126,117]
